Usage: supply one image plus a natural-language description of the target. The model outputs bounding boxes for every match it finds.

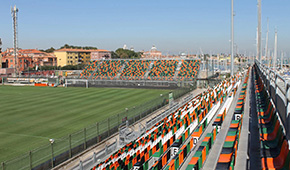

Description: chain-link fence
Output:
[1,87,194,170]
[65,78,197,89]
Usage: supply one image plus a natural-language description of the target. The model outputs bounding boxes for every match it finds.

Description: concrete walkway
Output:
[248,68,261,170]
[202,75,244,170]
[53,88,206,170]
[234,68,251,169]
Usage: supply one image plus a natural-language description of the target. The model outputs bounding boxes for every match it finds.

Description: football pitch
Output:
[0,85,170,163]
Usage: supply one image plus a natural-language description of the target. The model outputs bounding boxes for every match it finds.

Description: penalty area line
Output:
[0,131,52,140]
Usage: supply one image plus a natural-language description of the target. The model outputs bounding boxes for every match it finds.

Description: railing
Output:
[255,59,290,139]
[65,78,198,89]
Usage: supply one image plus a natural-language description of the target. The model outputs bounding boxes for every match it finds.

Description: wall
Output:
[54,51,67,67]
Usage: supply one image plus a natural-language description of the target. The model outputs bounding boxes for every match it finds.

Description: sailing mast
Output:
[265,18,270,67]
[273,29,278,70]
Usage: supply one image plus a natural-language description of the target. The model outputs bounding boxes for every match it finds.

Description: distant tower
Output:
[123,44,127,50]
[11,5,19,76]
[130,46,134,51]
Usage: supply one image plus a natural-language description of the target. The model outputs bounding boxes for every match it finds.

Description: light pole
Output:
[230,0,234,76]
[11,5,19,76]
[257,0,262,62]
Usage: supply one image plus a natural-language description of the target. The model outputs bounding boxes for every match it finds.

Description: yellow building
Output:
[54,49,92,67]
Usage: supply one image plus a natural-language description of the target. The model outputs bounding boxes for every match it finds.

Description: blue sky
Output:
[0,0,289,55]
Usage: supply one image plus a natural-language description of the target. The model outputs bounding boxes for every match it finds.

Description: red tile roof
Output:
[19,49,45,54]
[55,48,109,52]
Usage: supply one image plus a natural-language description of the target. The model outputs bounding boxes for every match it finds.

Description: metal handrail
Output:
[255,59,289,138]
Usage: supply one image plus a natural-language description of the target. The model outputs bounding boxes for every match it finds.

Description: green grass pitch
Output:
[0,85,170,163]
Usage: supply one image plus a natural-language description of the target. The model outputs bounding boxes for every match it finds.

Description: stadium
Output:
[3,56,285,170]
[2,56,290,170]
[2,0,290,169]
[1,58,207,170]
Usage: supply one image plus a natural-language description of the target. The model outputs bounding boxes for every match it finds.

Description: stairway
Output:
[174,59,183,80]
[144,60,154,80]
[115,60,128,80]
[89,60,103,79]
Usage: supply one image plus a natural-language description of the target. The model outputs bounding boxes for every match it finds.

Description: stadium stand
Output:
[215,68,250,170]
[120,60,151,80]
[80,60,99,79]
[185,128,218,170]
[90,72,241,170]
[79,59,200,81]
[177,60,200,81]
[253,66,290,170]
[93,60,125,80]
[148,60,178,81]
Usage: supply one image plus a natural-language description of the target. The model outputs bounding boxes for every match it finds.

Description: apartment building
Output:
[54,49,91,67]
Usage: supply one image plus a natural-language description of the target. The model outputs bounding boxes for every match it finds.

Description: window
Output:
[20,59,22,63]
[10,65,13,68]
[10,59,13,62]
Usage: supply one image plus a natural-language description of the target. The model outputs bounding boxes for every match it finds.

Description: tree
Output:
[115,48,141,59]
[40,47,55,53]
[111,51,119,59]
[61,44,70,49]
[61,64,86,70]
[59,44,98,50]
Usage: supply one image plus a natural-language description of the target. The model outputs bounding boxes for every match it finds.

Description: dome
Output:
[151,45,157,51]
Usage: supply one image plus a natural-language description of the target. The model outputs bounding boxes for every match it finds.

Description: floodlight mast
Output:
[230,0,234,76]
[11,5,19,76]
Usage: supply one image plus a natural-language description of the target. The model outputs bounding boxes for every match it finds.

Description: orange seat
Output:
[260,121,281,141]
[261,140,289,169]
[225,135,237,142]
[218,152,233,163]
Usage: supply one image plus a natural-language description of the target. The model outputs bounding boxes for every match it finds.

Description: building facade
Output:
[54,49,92,67]
[90,49,111,60]
[19,49,57,67]
[1,53,34,72]
[0,52,2,69]
[142,45,162,59]
[1,48,57,72]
